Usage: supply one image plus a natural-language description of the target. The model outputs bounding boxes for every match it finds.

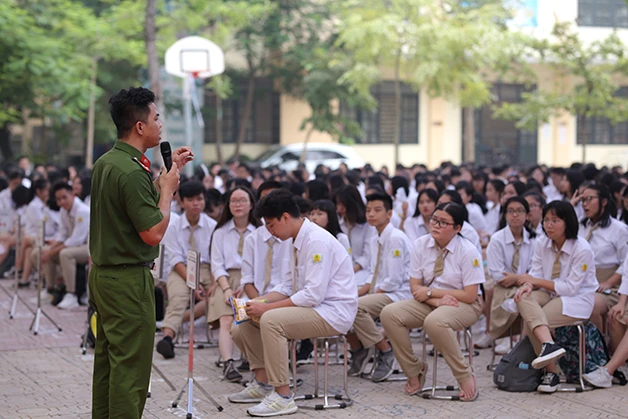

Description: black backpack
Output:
[493,336,543,392]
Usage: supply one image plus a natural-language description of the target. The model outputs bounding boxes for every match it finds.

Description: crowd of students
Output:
[2,156,628,416]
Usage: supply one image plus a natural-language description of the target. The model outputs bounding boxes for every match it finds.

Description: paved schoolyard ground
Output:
[1,278,627,419]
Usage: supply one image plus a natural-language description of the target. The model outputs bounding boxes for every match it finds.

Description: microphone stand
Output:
[7,215,35,319]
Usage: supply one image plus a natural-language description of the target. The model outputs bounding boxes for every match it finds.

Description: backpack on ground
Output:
[493,336,543,392]
[554,321,609,383]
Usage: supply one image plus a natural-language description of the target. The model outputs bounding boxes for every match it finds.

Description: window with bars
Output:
[339,81,419,144]
[204,77,280,145]
[578,0,628,28]
[577,87,628,145]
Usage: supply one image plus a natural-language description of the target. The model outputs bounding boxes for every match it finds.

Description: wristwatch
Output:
[426,289,432,298]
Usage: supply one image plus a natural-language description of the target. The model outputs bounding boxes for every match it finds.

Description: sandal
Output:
[405,362,428,395]
[459,375,479,402]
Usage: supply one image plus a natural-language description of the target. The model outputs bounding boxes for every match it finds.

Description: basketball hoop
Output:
[191,71,199,79]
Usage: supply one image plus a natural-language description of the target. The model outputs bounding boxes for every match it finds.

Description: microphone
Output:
[160,141,172,172]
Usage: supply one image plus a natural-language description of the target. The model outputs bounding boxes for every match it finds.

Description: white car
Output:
[252,143,365,173]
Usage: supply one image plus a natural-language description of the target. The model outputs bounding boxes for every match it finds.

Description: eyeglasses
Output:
[581,196,599,204]
[429,217,454,228]
[542,218,563,226]
[230,199,250,206]
[506,208,526,215]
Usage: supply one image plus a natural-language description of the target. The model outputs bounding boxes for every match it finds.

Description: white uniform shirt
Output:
[404,216,430,244]
[24,196,57,241]
[167,212,217,269]
[617,253,628,295]
[54,197,90,247]
[160,212,180,279]
[487,227,536,282]
[210,219,257,279]
[366,223,412,302]
[578,218,628,270]
[391,211,401,229]
[340,219,375,285]
[410,234,485,292]
[528,236,597,319]
[272,219,358,334]
[0,188,14,215]
[461,221,482,255]
[336,232,351,253]
[467,202,488,232]
[241,226,292,294]
[484,203,501,235]
[543,183,562,203]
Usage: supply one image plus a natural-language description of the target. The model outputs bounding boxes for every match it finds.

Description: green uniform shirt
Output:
[89,140,163,265]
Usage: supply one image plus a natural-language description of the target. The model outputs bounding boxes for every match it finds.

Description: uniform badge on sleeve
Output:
[393,249,401,257]
[132,157,152,173]
[77,217,83,223]
[348,248,352,254]
[473,258,480,268]
[313,254,322,263]
[582,264,588,272]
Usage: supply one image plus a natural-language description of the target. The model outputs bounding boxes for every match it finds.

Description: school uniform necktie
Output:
[511,242,521,273]
[292,247,298,294]
[551,249,562,279]
[585,223,600,242]
[263,238,275,293]
[369,242,383,294]
[189,224,199,251]
[433,247,446,277]
[68,215,75,236]
[237,230,245,256]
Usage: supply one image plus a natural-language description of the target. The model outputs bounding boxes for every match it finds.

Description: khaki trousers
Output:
[231,307,339,387]
[489,283,519,339]
[380,298,483,382]
[596,266,620,311]
[59,244,90,293]
[516,290,580,354]
[163,264,212,336]
[353,294,392,348]
[30,246,59,290]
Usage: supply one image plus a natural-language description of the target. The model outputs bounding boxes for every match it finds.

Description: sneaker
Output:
[474,333,493,349]
[371,349,395,382]
[57,293,79,310]
[247,391,298,417]
[583,366,613,388]
[3,266,16,279]
[348,346,374,377]
[494,338,512,355]
[295,339,314,365]
[228,380,273,403]
[238,359,251,372]
[51,284,66,306]
[156,336,175,359]
[40,288,51,301]
[78,293,88,306]
[223,359,243,382]
[531,342,566,369]
[537,372,560,393]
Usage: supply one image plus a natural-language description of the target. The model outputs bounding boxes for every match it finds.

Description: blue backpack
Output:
[554,321,608,383]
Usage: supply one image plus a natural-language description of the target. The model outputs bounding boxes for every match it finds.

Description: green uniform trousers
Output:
[89,265,155,419]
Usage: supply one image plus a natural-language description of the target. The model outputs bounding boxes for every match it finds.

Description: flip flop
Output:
[459,375,479,402]
[405,362,428,396]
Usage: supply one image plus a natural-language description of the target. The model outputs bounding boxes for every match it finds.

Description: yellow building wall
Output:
[202,143,269,163]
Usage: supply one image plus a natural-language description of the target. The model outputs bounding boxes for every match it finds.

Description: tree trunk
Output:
[579,113,587,164]
[0,122,12,161]
[464,107,476,163]
[393,51,402,168]
[300,126,315,164]
[86,57,98,169]
[144,0,161,107]
[215,93,224,165]
[234,68,256,160]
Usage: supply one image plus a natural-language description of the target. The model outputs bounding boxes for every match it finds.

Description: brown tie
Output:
[68,215,75,236]
[237,230,245,256]
[292,247,298,294]
[433,247,446,277]
[189,224,199,251]
[511,242,521,273]
[263,238,275,293]
[585,223,600,242]
[551,248,562,279]
[369,243,383,294]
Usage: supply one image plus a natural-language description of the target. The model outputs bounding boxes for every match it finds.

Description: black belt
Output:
[96,262,155,269]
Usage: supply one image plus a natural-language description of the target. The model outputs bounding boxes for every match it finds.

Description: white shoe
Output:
[57,294,79,310]
[583,366,613,388]
[79,294,88,306]
[494,338,512,355]
[40,289,50,300]
[247,391,298,417]
[474,333,493,349]
[228,380,273,403]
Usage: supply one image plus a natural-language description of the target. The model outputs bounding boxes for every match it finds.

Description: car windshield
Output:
[252,148,280,162]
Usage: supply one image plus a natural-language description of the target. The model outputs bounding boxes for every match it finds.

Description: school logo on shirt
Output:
[472,258,480,268]
[582,264,588,272]
[77,217,83,223]
[393,249,401,258]
[313,254,322,263]
[348,248,352,254]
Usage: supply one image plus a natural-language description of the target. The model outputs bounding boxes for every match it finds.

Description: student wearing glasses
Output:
[487,197,537,354]
[209,186,261,382]
[402,188,439,243]
[523,192,546,236]
[380,202,485,401]
[514,200,597,393]
[578,184,628,334]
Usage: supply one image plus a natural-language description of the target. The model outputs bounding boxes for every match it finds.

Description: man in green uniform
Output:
[89,87,193,418]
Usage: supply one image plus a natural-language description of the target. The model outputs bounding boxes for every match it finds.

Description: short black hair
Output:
[295,196,313,216]
[255,188,300,220]
[413,188,439,218]
[455,181,473,196]
[257,180,282,200]
[108,87,155,139]
[311,199,342,237]
[306,179,330,202]
[366,192,393,212]
[179,179,205,200]
[542,200,579,239]
[434,202,465,229]
[12,185,30,209]
[582,184,616,229]
[334,185,367,225]
[52,181,72,196]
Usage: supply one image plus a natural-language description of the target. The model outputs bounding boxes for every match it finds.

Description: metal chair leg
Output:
[557,322,593,392]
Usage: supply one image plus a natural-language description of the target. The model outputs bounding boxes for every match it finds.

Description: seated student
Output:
[310,199,351,252]
[402,188,438,243]
[437,191,482,254]
[583,252,628,387]
[456,181,488,234]
[484,179,505,236]
[578,185,628,334]
[33,182,90,309]
[227,189,358,417]
[514,200,597,393]
[487,196,537,354]
[156,180,218,359]
[380,202,485,401]
[524,191,546,236]
[0,171,27,274]
[347,193,412,381]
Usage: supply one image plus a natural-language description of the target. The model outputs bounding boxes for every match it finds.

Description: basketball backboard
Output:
[165,36,225,79]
